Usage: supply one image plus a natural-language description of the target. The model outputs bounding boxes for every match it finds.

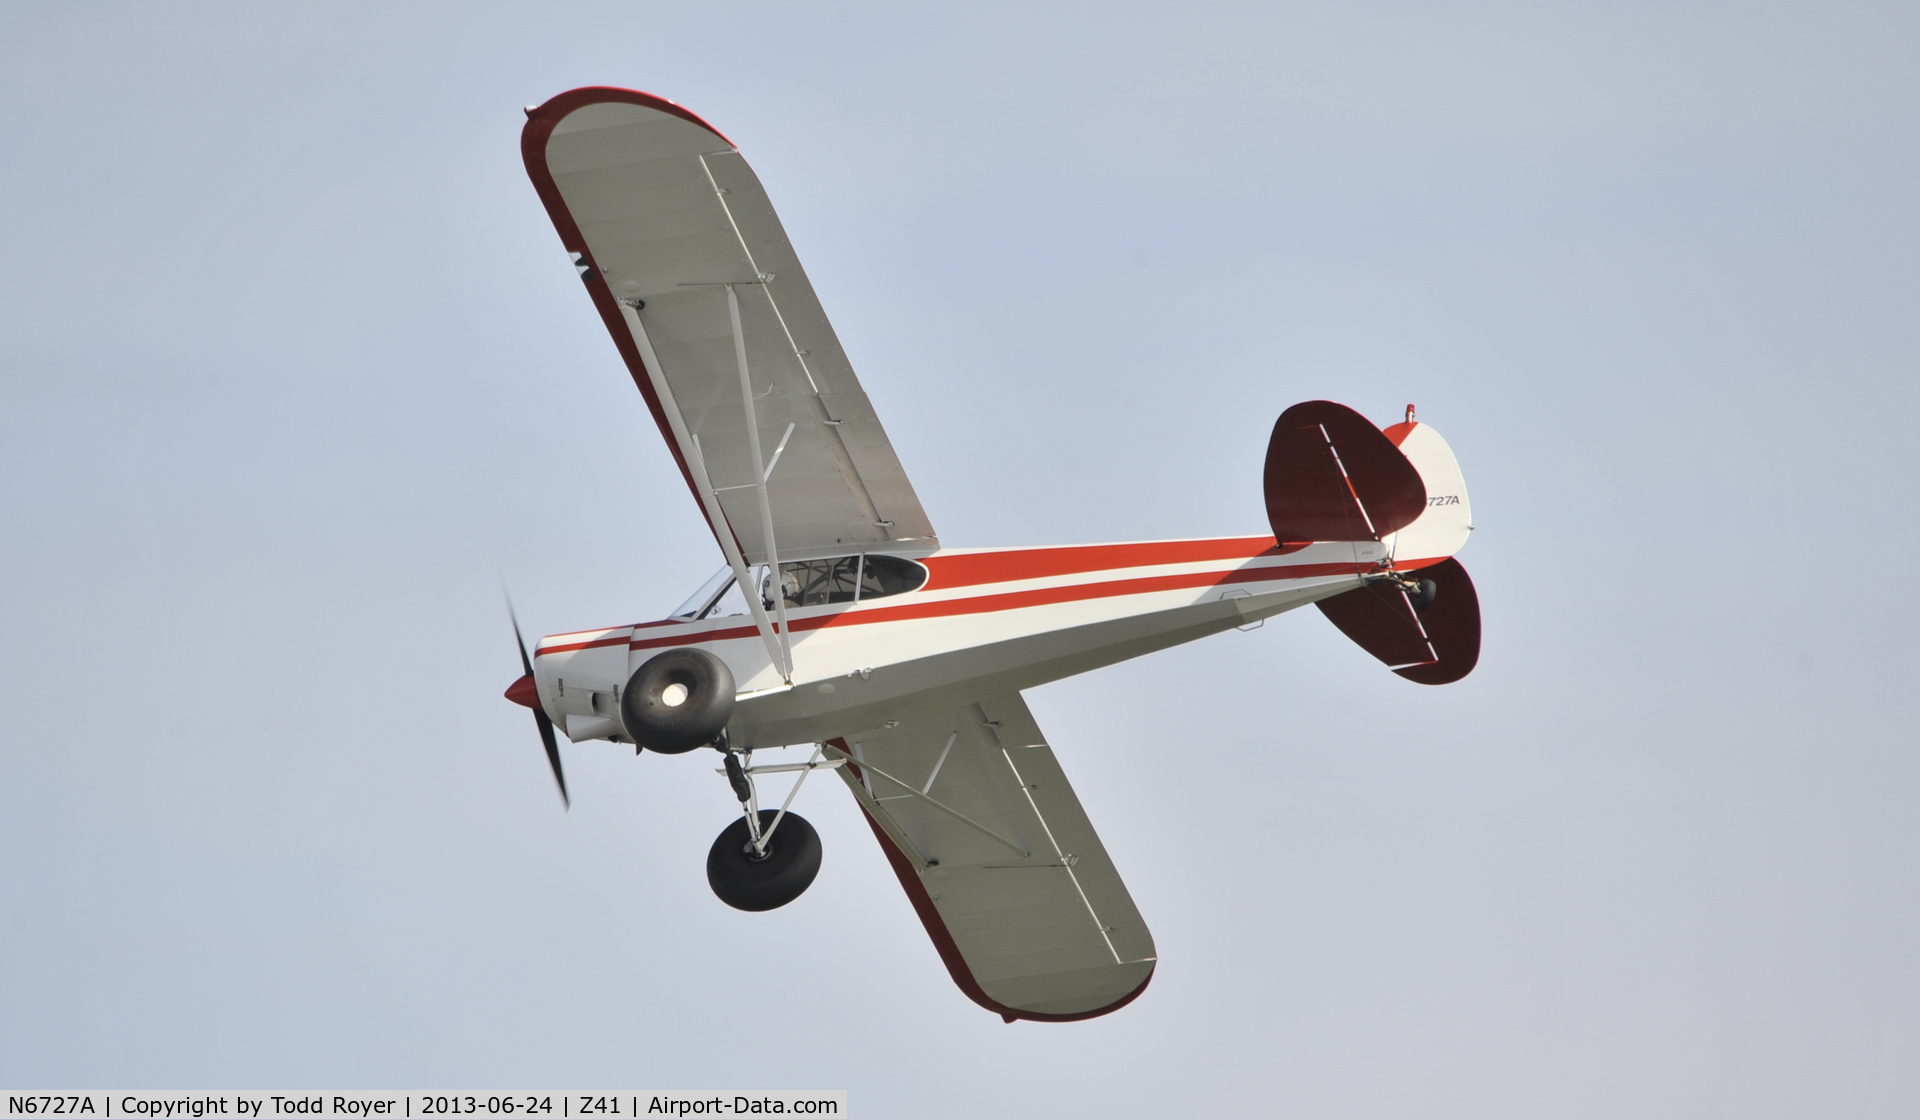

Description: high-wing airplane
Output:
[505,87,1482,1023]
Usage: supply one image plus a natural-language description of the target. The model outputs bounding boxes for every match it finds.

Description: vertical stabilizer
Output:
[1379,413,1472,566]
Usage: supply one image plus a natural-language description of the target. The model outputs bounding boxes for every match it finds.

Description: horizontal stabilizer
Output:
[1316,558,1481,685]
[1265,401,1425,544]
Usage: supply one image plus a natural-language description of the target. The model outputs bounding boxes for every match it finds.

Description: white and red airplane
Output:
[505,87,1481,1023]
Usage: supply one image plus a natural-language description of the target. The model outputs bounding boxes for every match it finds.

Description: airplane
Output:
[504,86,1481,1024]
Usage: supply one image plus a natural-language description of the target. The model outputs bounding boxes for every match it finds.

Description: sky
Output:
[2,2,1918,1115]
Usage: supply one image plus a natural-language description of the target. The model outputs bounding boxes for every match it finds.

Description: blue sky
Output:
[3,3,1918,1115]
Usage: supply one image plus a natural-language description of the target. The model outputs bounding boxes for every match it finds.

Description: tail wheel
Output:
[621,647,735,754]
[707,810,822,912]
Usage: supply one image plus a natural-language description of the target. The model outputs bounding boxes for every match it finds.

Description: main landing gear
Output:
[621,646,844,911]
[621,647,736,753]
[705,743,842,911]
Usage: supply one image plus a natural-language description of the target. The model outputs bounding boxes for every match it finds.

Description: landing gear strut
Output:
[705,743,841,911]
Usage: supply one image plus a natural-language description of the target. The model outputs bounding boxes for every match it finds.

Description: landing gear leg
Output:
[706,743,824,912]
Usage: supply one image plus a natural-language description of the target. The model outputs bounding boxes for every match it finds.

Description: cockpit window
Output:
[858,554,929,598]
[669,567,736,620]
[765,555,927,608]
[672,555,929,621]
[764,556,862,608]
[703,577,752,619]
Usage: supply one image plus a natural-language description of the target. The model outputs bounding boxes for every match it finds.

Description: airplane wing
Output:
[827,694,1156,1021]
[521,88,937,564]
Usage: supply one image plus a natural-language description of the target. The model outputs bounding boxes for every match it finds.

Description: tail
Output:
[1264,402,1481,685]
[1380,410,1472,568]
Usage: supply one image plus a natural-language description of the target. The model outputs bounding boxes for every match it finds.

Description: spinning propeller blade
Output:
[505,596,569,808]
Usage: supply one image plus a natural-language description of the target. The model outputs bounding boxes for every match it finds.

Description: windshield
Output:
[669,567,735,620]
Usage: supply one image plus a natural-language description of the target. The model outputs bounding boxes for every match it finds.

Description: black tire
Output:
[1408,579,1439,613]
[707,810,822,912]
[620,647,735,754]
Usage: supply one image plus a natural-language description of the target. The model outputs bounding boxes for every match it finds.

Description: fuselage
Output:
[531,533,1421,750]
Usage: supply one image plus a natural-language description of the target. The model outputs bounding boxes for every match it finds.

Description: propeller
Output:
[504,595,569,808]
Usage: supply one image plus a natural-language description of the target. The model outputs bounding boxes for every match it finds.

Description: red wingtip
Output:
[505,673,540,709]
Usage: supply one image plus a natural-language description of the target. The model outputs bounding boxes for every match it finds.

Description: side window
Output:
[761,556,863,609]
[797,556,862,606]
[741,555,927,610]
[859,554,928,599]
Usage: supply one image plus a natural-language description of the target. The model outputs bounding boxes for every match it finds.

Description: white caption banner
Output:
[1,1095,846,1120]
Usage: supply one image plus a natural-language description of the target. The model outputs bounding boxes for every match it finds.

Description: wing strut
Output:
[820,743,1029,857]
[727,283,794,679]
[620,300,791,683]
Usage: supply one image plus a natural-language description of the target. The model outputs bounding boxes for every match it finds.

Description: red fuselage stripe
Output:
[533,550,1455,658]
[920,536,1286,590]
[591,558,1366,655]
[538,634,634,656]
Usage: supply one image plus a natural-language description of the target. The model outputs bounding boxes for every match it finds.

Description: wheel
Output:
[620,647,735,754]
[707,810,822,912]
[1408,578,1438,613]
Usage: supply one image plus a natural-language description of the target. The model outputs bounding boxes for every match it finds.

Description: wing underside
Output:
[830,694,1156,1021]
[522,88,936,563]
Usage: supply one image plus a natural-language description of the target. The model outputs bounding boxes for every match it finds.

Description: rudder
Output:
[1380,409,1472,566]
